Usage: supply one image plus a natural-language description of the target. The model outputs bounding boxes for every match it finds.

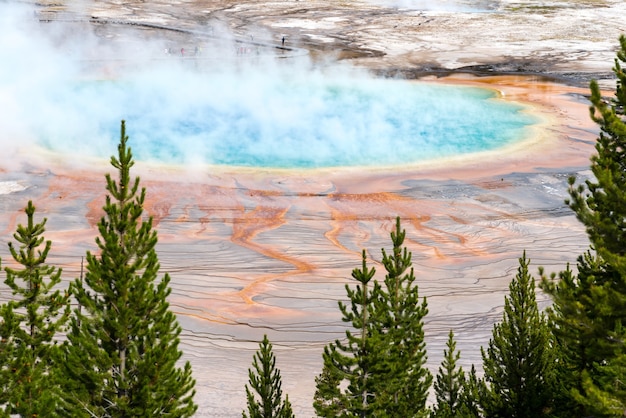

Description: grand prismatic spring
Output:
[29,74,541,168]
[1,0,625,415]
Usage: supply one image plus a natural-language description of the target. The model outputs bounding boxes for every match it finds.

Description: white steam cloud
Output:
[0,2,533,169]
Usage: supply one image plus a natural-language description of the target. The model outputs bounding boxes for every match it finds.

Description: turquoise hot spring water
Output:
[28,68,538,169]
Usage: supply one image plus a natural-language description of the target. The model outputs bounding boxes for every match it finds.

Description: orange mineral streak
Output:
[10,74,599,324]
[327,191,490,260]
[231,205,314,305]
[324,210,367,259]
[2,74,604,418]
[2,209,23,237]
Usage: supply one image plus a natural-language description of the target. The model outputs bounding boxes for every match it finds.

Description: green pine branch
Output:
[59,120,197,417]
[243,335,294,418]
[315,217,431,417]
[0,200,70,416]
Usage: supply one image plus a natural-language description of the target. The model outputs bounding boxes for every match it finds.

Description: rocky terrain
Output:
[36,0,626,85]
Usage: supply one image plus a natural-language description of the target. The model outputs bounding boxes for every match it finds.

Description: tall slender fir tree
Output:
[0,300,16,415]
[373,217,431,417]
[243,335,295,418]
[541,34,626,416]
[459,365,484,418]
[0,200,70,416]
[314,250,379,417]
[567,34,626,275]
[481,252,555,417]
[59,121,197,417]
[541,253,625,415]
[313,359,345,417]
[314,217,431,417]
[431,330,466,418]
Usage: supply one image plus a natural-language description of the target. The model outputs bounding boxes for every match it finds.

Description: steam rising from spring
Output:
[1,2,536,169]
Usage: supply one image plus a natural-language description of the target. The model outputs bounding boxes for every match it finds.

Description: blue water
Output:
[35,71,537,169]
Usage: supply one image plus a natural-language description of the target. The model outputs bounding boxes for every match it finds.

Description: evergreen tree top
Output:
[1,199,70,416]
[244,335,294,418]
[315,216,431,418]
[432,329,465,418]
[482,251,556,417]
[60,121,196,417]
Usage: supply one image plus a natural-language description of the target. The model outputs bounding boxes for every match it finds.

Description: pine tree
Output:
[568,35,626,273]
[313,360,345,417]
[481,252,555,417]
[540,35,626,416]
[459,365,484,418]
[314,217,431,417]
[541,253,624,415]
[431,330,465,418]
[0,295,18,417]
[243,335,295,418]
[59,121,197,416]
[314,250,379,417]
[373,216,431,417]
[0,200,70,415]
